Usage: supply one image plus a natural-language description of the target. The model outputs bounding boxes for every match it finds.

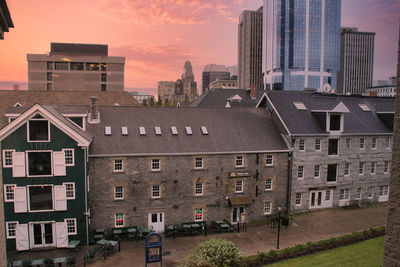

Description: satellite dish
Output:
[323,83,331,93]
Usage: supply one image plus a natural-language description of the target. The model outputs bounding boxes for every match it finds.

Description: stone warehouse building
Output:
[86,106,290,231]
[261,91,394,212]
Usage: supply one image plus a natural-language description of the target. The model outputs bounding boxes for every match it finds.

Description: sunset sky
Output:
[0,0,399,95]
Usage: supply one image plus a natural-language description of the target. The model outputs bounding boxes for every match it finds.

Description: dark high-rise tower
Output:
[337,27,375,95]
[263,0,341,91]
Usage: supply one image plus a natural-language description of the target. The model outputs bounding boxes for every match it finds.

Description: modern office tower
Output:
[238,7,263,90]
[27,43,125,91]
[263,0,341,91]
[337,27,375,95]
[202,64,230,94]
[0,0,13,39]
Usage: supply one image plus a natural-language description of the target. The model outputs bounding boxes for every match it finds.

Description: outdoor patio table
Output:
[68,240,80,248]
[96,239,108,245]
[143,228,152,235]
[220,223,230,229]
[215,220,224,224]
[127,228,136,233]
[96,229,104,233]
[108,240,118,246]
[54,257,68,263]
[94,234,104,239]
[10,260,23,267]
[191,223,200,228]
[113,229,122,234]
[31,258,45,266]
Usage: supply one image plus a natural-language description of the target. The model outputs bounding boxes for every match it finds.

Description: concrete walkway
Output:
[8,205,388,266]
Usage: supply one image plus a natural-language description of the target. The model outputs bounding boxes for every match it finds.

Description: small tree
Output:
[156,95,162,106]
[142,99,148,106]
[179,238,241,267]
[149,96,155,106]
[164,98,169,106]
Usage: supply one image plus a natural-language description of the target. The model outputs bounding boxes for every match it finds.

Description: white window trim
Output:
[299,139,305,151]
[235,180,244,193]
[195,183,203,196]
[298,166,304,179]
[344,163,350,176]
[356,188,363,200]
[235,156,244,168]
[26,150,53,177]
[4,184,16,202]
[195,157,203,169]
[315,139,321,151]
[384,161,390,174]
[113,159,124,172]
[62,149,75,166]
[194,208,203,222]
[2,149,15,168]
[152,184,161,199]
[359,162,364,175]
[346,138,351,149]
[371,138,377,149]
[368,187,374,199]
[339,189,350,201]
[6,221,18,239]
[263,202,272,215]
[115,213,124,228]
[64,218,77,235]
[265,155,274,166]
[27,184,54,212]
[27,119,50,142]
[151,159,161,171]
[385,138,392,150]
[114,186,124,200]
[314,165,320,178]
[371,162,376,175]
[327,113,344,133]
[295,193,302,206]
[360,138,365,150]
[265,179,273,191]
[63,182,75,200]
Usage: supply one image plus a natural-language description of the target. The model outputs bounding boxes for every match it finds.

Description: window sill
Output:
[234,192,244,194]
[151,170,161,173]
[193,168,205,171]
[235,166,245,169]
[113,199,124,201]
[265,165,274,168]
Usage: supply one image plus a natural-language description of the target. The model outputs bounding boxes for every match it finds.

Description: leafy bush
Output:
[179,238,242,267]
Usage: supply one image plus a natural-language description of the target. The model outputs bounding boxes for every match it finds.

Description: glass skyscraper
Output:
[263,0,341,91]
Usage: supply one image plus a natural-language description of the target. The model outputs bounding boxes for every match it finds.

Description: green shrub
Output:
[179,238,242,267]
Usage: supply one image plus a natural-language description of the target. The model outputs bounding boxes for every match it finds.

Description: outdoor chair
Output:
[136,227,145,242]
[66,256,75,267]
[84,248,96,263]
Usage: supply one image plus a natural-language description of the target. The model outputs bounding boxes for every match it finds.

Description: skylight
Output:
[105,126,112,135]
[171,126,178,135]
[139,127,146,135]
[201,126,208,135]
[155,127,162,135]
[358,104,371,112]
[185,126,192,135]
[121,126,128,135]
[293,102,307,110]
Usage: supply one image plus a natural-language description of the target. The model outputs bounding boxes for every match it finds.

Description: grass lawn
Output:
[265,236,384,267]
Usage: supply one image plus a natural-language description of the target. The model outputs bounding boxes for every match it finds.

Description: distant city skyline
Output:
[0,0,398,95]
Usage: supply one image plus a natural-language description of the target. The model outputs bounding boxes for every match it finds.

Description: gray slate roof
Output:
[266,91,394,135]
[85,106,289,155]
[190,89,267,108]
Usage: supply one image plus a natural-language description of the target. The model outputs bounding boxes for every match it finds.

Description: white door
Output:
[30,222,55,248]
[148,212,164,233]
[232,206,245,224]
[310,190,333,209]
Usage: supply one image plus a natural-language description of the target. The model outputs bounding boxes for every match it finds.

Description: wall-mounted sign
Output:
[229,171,252,178]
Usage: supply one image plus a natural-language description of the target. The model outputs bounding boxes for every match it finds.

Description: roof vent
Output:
[201,126,208,135]
[293,102,307,110]
[121,126,128,135]
[358,104,371,112]
[155,127,162,135]
[139,127,146,135]
[105,126,112,135]
[171,126,178,135]
[185,126,192,135]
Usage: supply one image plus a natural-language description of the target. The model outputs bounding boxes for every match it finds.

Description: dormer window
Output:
[329,114,341,131]
[28,116,49,142]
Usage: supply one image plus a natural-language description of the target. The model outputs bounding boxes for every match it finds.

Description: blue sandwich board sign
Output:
[145,233,162,266]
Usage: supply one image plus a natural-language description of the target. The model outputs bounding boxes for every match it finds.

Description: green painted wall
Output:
[2,122,88,251]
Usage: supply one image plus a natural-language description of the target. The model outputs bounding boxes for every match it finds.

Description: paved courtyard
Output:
[8,205,388,266]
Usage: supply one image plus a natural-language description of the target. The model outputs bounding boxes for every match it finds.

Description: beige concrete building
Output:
[209,79,238,90]
[27,43,124,91]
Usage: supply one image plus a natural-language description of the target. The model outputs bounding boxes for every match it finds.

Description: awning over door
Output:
[229,197,253,206]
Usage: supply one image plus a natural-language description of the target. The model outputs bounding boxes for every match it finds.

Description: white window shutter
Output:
[16,224,29,251]
[53,152,66,176]
[14,187,27,213]
[54,185,67,211]
[12,152,25,177]
[56,222,68,248]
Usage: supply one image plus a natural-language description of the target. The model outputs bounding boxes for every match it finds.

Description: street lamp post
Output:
[276,205,282,249]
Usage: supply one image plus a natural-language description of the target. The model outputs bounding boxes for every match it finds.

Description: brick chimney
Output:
[88,97,100,123]
[250,85,256,99]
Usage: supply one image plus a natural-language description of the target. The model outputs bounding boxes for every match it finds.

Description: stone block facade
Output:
[89,152,288,230]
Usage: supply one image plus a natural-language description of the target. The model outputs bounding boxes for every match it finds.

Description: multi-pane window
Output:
[63,149,74,166]
[359,162,364,175]
[65,218,77,235]
[113,160,123,172]
[64,183,75,199]
[315,139,321,151]
[299,139,305,151]
[264,202,272,215]
[340,189,350,200]
[195,183,203,196]
[4,185,15,202]
[235,156,244,168]
[371,162,376,174]
[385,137,391,149]
[6,222,17,239]
[151,159,160,171]
[314,165,320,178]
[346,138,351,149]
[152,184,161,198]
[356,188,363,200]
[235,180,244,193]
[3,150,14,167]
[360,138,365,149]
[371,138,377,149]
[368,187,374,199]
[265,155,273,166]
[265,179,272,191]
[297,166,304,179]
[325,190,331,201]
[379,185,389,197]
[344,162,350,176]
[295,193,302,205]
[194,208,203,221]
[114,186,124,200]
[195,157,203,169]
[115,213,124,227]
[384,161,390,173]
